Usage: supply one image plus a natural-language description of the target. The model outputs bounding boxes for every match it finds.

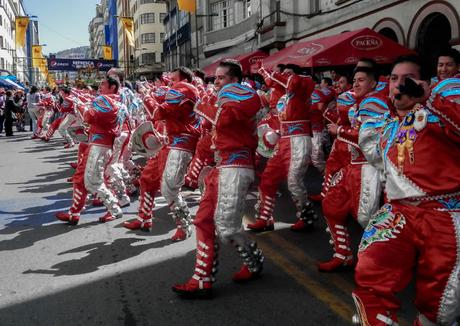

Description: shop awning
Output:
[262,28,416,69]
[0,77,24,90]
[202,50,268,76]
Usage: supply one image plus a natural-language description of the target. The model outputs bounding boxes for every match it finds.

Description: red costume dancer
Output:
[55,140,90,224]
[105,106,132,208]
[254,102,280,165]
[173,61,264,298]
[248,65,317,232]
[353,68,460,326]
[319,90,355,200]
[55,120,90,224]
[37,93,56,138]
[258,66,286,111]
[319,68,388,272]
[124,70,199,241]
[42,90,76,147]
[184,86,216,190]
[56,78,124,224]
[430,48,460,86]
[57,90,78,148]
[310,81,337,173]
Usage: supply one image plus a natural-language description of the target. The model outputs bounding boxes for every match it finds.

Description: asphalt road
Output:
[0,132,418,326]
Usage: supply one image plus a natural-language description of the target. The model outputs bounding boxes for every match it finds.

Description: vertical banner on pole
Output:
[32,45,43,68]
[120,17,135,47]
[15,16,30,48]
[102,45,113,60]
[177,0,196,13]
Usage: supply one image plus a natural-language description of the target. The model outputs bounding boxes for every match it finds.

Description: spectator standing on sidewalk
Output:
[0,88,5,134]
[4,90,21,137]
[26,86,41,138]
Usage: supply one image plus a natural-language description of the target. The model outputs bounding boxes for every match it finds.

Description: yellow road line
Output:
[257,238,355,324]
[258,232,412,326]
[266,232,355,294]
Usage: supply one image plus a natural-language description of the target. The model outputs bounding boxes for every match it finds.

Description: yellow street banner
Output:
[102,45,113,60]
[15,16,29,48]
[177,0,196,13]
[120,17,135,47]
[32,45,44,68]
[47,73,56,88]
[39,59,48,75]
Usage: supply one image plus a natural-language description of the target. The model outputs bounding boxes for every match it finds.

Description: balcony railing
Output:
[205,15,258,46]
[256,2,287,35]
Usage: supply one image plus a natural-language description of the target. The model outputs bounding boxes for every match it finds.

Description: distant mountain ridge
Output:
[54,46,90,59]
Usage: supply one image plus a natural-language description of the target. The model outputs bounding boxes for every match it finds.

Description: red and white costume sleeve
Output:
[321,90,355,198]
[184,91,217,190]
[259,68,287,110]
[310,86,337,172]
[353,78,460,326]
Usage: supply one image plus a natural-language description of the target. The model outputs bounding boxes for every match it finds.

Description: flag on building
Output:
[177,0,196,13]
[32,45,44,68]
[15,16,29,48]
[102,45,113,60]
[39,59,48,75]
[120,17,135,47]
[47,73,56,88]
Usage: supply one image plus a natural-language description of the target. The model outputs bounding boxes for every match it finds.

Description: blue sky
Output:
[23,0,99,54]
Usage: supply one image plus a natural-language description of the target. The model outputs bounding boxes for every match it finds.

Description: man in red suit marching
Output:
[353,56,460,326]
[172,60,264,298]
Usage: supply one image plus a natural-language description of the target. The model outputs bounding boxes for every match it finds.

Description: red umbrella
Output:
[202,54,236,77]
[262,28,416,69]
[202,50,268,76]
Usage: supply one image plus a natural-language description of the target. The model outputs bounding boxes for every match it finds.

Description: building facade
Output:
[0,0,31,83]
[131,0,166,77]
[196,0,460,77]
[89,2,106,59]
[163,1,194,71]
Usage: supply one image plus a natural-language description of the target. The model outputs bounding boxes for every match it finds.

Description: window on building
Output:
[140,13,155,24]
[309,0,320,14]
[179,11,188,27]
[160,13,166,23]
[198,27,203,45]
[210,0,234,31]
[0,15,2,26]
[142,52,155,64]
[140,0,155,4]
[160,32,165,43]
[243,0,251,19]
[0,36,3,48]
[141,33,155,43]
[0,58,4,69]
[171,13,176,33]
